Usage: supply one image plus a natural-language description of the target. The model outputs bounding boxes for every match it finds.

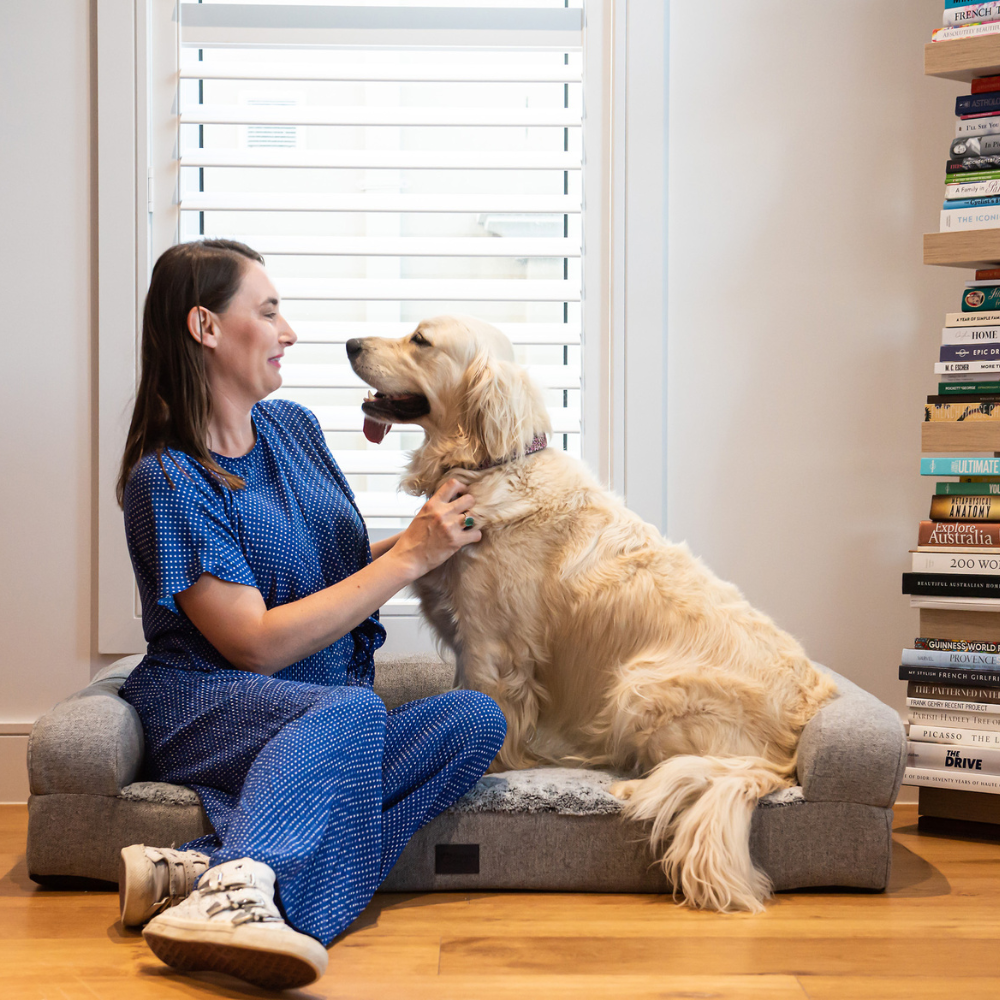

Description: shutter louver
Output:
[177,2,585,554]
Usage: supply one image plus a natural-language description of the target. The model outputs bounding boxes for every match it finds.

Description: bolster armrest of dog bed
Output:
[796,665,906,809]
[28,655,146,797]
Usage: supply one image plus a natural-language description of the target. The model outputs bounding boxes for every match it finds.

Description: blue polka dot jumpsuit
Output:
[118,399,506,946]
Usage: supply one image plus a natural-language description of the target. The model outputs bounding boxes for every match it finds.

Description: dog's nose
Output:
[346,338,363,360]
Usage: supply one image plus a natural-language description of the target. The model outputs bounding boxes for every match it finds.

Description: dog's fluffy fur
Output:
[348,315,838,913]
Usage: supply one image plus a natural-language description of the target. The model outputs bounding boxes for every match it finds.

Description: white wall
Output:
[0,1,117,802]
[0,0,962,803]
[667,0,960,737]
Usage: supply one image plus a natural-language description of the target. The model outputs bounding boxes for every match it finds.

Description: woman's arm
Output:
[175,479,479,675]
[370,532,401,560]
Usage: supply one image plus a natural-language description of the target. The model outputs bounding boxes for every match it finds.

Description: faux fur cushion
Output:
[118,769,806,815]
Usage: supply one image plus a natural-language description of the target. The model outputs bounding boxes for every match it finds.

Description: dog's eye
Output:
[411,332,431,347]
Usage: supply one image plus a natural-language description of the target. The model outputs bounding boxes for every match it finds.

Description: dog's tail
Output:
[615,754,793,914]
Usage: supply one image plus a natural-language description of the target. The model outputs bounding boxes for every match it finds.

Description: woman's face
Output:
[198,261,297,404]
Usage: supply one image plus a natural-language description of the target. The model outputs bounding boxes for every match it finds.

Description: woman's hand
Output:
[387,478,482,579]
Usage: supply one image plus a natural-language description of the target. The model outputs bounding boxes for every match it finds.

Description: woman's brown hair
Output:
[116,239,265,507]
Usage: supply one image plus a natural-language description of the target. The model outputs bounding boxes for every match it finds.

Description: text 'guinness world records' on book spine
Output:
[904,766,1000,793]
[908,723,1000,747]
[915,637,1000,652]
[902,644,1000,666]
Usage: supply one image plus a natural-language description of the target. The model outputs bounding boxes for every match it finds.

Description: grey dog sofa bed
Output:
[26,654,906,895]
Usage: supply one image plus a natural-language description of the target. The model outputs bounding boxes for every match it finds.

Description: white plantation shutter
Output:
[175,1,586,562]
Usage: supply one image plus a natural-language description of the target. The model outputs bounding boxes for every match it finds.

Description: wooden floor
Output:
[3,805,1000,999]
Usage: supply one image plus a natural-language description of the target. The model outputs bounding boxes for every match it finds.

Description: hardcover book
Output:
[902,571,1000,598]
[914,637,1000,652]
[936,481,1000,494]
[924,401,1000,421]
[905,766,1000,793]
[917,520,1000,545]
[928,494,1000,519]
[961,286,1000,311]
[900,664,1000,685]
[907,740,1000,776]
[908,723,1000,748]
[945,311,1000,326]
[939,344,1000,361]
[908,680,1000,704]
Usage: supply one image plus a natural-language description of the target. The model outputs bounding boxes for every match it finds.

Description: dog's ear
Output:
[459,350,551,465]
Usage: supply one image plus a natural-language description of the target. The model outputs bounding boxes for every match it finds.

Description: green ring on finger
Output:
[464,516,475,529]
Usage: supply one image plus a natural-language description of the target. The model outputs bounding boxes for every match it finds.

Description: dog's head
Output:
[346,314,551,492]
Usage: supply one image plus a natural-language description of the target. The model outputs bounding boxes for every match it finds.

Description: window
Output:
[97,0,666,653]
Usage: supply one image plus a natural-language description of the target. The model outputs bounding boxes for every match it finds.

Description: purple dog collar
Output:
[478,433,548,471]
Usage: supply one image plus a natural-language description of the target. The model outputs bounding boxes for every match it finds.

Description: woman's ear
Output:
[186,305,219,348]
[459,350,551,464]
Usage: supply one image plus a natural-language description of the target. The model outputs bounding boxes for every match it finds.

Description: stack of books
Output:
[901,276,1000,828]
[941,77,1000,233]
[933,2,1000,44]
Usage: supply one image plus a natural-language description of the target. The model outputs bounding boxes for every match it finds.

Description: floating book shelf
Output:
[925,36,1000,82]
[924,230,1000,268]
[922,421,1000,453]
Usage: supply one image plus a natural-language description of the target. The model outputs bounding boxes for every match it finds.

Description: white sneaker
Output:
[119,845,211,927]
[142,857,328,991]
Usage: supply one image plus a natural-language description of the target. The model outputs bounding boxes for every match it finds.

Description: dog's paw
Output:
[608,779,642,801]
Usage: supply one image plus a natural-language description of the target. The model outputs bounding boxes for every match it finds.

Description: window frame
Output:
[96,0,666,654]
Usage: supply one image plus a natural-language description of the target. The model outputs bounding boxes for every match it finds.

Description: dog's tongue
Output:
[363,416,390,444]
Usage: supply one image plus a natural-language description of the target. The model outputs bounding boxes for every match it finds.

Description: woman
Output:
[114,239,506,991]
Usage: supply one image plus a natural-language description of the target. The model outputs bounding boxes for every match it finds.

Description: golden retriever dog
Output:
[346,314,838,913]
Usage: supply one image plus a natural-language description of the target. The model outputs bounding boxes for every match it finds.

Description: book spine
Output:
[909,705,1000,728]
[910,596,1000,609]
[935,360,1000,373]
[903,643,1000,666]
[928,395,1000,403]
[962,286,1000,311]
[956,115,1000,137]
[928,494,1000,519]
[945,311,1000,326]
[924,402,1000,422]
[947,0,991,8]
[952,136,1000,157]
[933,21,1000,42]
[921,458,1000,476]
[940,205,1000,231]
[909,680,1000,702]
[900,664,1000,684]
[936,481,1000,494]
[902,572,1000,598]
[915,637,1000,652]
[972,75,1000,94]
[908,723,1000,747]
[947,156,1000,172]
[945,178,1000,199]
[907,740,1000,775]
[939,380,1000,393]
[945,3,1000,26]
[940,344,1000,361]
[941,325,1000,344]
[957,90,1000,116]
[904,766,1000,793]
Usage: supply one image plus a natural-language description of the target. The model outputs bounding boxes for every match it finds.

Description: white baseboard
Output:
[0,736,29,804]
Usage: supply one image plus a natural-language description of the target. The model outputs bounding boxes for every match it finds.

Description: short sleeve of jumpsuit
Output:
[118,399,506,946]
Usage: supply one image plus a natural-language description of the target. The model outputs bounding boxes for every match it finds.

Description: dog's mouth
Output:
[361,390,431,443]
